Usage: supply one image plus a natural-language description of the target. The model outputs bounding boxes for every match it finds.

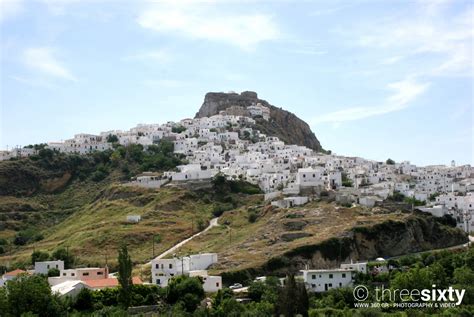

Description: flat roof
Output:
[300,268,355,273]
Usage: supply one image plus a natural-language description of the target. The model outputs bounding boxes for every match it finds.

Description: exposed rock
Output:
[195,91,323,151]
[283,220,307,231]
[221,214,468,283]
[281,232,312,242]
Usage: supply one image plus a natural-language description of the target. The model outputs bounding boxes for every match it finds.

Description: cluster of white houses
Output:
[1,111,473,232]
[0,260,143,296]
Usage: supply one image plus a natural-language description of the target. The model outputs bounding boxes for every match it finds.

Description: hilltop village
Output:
[1,104,473,234]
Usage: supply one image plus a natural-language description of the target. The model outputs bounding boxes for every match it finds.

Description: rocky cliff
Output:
[221,213,468,283]
[195,91,323,151]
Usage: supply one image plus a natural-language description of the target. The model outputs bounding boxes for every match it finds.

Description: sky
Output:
[0,0,472,166]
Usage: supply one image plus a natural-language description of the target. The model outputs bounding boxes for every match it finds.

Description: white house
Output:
[271,196,309,208]
[301,268,355,292]
[126,215,141,223]
[340,261,368,274]
[35,260,64,275]
[189,270,222,293]
[151,253,220,292]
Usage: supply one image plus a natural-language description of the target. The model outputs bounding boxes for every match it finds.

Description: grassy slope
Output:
[173,201,409,274]
[0,172,269,272]
[0,184,220,269]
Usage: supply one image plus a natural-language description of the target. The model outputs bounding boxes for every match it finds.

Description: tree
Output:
[117,244,133,308]
[171,126,186,134]
[106,134,119,143]
[51,247,75,269]
[31,250,50,265]
[166,275,205,312]
[74,288,94,311]
[6,274,65,316]
[48,268,60,277]
[276,274,308,317]
[248,281,267,302]
[386,158,395,165]
[213,288,234,307]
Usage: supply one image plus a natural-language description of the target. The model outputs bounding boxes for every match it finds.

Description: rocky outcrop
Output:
[195,91,323,151]
[221,213,468,284]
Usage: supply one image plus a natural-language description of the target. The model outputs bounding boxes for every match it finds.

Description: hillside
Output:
[195,91,323,151]
[0,149,468,279]
[168,202,467,283]
[0,151,262,270]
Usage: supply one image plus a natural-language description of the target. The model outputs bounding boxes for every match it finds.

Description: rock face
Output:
[220,214,468,283]
[195,91,323,151]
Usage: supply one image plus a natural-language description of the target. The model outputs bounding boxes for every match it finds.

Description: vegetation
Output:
[117,244,133,308]
[0,274,66,316]
[386,158,395,165]
[309,245,474,316]
[0,240,472,316]
[341,172,353,187]
[171,125,187,134]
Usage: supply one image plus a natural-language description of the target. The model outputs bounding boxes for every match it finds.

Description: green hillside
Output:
[0,149,468,282]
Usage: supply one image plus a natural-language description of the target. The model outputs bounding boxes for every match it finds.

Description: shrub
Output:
[212,203,234,217]
[248,211,258,223]
[31,250,50,264]
[47,268,60,277]
[171,126,186,133]
[14,229,43,246]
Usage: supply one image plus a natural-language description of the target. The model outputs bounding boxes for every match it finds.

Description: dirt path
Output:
[146,217,219,264]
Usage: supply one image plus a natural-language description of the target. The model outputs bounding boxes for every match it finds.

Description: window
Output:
[169,264,173,269]
[328,283,333,287]
[83,272,89,276]
[47,265,50,269]
[342,273,346,278]
[312,274,316,279]
[339,283,342,287]
[156,279,161,285]
[71,273,75,277]
[156,264,159,269]
[97,272,103,275]
[63,273,66,276]
[311,284,316,288]
[216,282,220,287]
[329,274,333,279]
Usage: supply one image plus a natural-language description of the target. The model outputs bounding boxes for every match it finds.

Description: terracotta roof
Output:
[4,269,27,277]
[84,277,142,289]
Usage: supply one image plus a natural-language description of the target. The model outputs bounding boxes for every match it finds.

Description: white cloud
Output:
[11,75,58,89]
[137,2,280,50]
[381,56,404,65]
[0,0,23,22]
[23,47,76,81]
[312,78,430,124]
[122,49,172,64]
[356,3,473,77]
[40,0,81,15]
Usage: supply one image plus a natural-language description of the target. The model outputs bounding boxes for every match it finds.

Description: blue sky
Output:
[0,0,472,166]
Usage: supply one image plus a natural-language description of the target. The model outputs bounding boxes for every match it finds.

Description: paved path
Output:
[146,217,219,264]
